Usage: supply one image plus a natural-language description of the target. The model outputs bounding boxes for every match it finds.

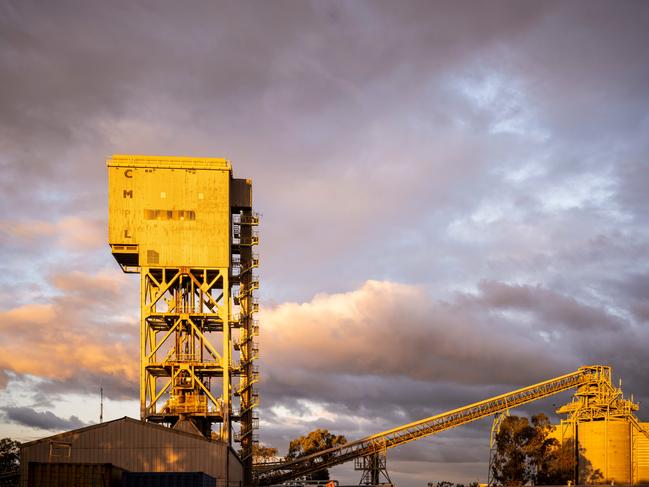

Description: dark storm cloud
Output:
[2,406,88,431]
[37,374,136,402]
[1,0,647,299]
[631,302,649,323]
[602,272,649,323]
[616,158,649,223]
[259,278,640,408]
[0,0,554,211]
[616,273,649,302]
[474,280,625,331]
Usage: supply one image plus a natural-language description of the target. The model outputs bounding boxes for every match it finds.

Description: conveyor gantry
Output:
[253,365,612,485]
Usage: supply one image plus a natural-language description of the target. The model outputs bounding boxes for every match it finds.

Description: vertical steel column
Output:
[140,270,148,421]
[222,271,231,443]
[487,410,509,486]
[355,445,391,486]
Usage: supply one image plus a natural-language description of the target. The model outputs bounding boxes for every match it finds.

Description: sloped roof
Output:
[20,416,219,447]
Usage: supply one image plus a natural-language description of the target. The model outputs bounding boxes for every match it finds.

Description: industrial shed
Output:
[19,417,243,487]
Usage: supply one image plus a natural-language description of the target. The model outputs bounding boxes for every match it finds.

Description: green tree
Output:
[0,438,19,473]
[491,414,576,486]
[542,438,579,485]
[253,443,279,464]
[286,429,347,480]
[527,414,562,484]
[492,416,535,486]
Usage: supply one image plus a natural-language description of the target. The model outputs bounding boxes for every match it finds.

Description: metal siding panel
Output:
[108,156,231,268]
[20,419,234,482]
[579,420,632,484]
[229,449,244,483]
[635,423,649,483]
[231,178,252,208]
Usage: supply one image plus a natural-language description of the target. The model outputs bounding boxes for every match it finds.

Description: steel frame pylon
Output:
[139,266,232,439]
[487,410,509,486]
[355,445,392,486]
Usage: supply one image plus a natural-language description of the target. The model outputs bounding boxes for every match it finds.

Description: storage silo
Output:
[577,420,632,484]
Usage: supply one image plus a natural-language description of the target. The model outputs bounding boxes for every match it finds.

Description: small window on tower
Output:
[147,249,159,264]
[144,209,196,221]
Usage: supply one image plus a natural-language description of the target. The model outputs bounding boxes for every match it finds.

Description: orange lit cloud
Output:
[0,216,105,250]
[0,269,137,396]
[259,280,577,387]
[257,278,648,420]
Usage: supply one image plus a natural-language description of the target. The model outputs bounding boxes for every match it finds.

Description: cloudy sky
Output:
[1,0,648,485]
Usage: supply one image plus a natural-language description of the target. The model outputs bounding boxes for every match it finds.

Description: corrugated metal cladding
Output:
[107,155,233,268]
[578,420,632,484]
[19,417,243,487]
[28,462,124,487]
[123,471,216,487]
[635,422,649,483]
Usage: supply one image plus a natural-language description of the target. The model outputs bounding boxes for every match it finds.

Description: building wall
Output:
[108,155,232,268]
[20,418,243,487]
[577,420,632,484]
[229,449,244,484]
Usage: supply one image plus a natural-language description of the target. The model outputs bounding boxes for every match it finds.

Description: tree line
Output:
[254,428,346,480]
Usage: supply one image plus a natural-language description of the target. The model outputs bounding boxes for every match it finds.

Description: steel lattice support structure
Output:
[355,443,392,486]
[139,267,232,438]
[108,155,260,474]
[487,410,510,486]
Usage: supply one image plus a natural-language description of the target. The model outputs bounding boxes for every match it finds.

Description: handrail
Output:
[253,365,610,485]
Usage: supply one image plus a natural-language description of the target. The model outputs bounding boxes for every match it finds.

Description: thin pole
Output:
[100,387,104,423]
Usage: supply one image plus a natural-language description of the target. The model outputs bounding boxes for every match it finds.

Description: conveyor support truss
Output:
[253,365,611,485]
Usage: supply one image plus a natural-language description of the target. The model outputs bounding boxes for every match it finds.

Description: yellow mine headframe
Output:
[107,154,260,483]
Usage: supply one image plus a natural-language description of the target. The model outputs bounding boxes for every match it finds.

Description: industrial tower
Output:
[107,155,259,480]
[554,368,649,484]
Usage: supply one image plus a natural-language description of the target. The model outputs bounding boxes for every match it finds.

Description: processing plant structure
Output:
[552,372,649,484]
[16,155,649,487]
[253,365,649,486]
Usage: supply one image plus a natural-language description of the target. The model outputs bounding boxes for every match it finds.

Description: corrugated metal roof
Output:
[108,154,231,170]
[20,417,215,447]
